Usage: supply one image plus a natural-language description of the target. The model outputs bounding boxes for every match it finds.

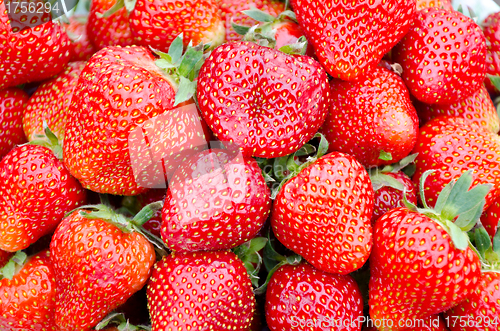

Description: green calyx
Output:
[469,225,500,272]
[233,237,268,288]
[75,195,167,255]
[403,170,492,252]
[0,251,27,280]
[232,7,308,55]
[153,34,208,106]
[257,133,329,199]
[96,312,151,331]
[97,0,137,18]
[368,153,418,192]
[29,121,63,160]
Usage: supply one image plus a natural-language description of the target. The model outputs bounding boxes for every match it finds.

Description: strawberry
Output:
[265,262,363,331]
[321,66,419,168]
[412,116,500,210]
[87,0,134,49]
[63,40,210,195]
[481,195,500,241]
[129,0,225,52]
[232,8,315,56]
[0,250,57,331]
[290,0,416,81]
[0,143,86,252]
[415,85,500,134]
[197,41,330,158]
[483,13,500,96]
[444,271,500,331]
[147,250,255,330]
[23,61,86,142]
[0,88,28,160]
[416,0,453,10]
[64,16,98,61]
[369,172,487,331]
[364,315,450,331]
[50,204,159,331]
[271,149,374,274]
[161,148,271,251]
[393,8,487,105]
[218,0,284,42]
[369,155,419,223]
[0,0,72,90]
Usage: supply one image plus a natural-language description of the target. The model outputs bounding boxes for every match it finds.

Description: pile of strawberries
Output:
[1,0,500,330]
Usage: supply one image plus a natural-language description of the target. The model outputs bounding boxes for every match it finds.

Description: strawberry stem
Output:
[0,251,27,280]
[29,121,63,160]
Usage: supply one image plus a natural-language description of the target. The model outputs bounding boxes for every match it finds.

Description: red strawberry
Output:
[136,189,167,237]
[290,0,416,81]
[0,144,86,252]
[444,271,500,331]
[218,0,284,42]
[321,66,419,168]
[483,12,500,96]
[481,195,500,240]
[147,250,255,330]
[415,85,500,134]
[129,0,225,52]
[161,148,271,251]
[0,0,72,90]
[87,0,134,49]
[50,206,157,331]
[393,8,487,105]
[364,315,450,331]
[0,88,28,160]
[265,262,363,331]
[371,170,418,224]
[197,41,330,158]
[412,116,500,210]
[0,250,57,331]
[23,61,86,142]
[64,16,98,61]
[271,151,374,274]
[63,42,210,195]
[369,172,487,331]
[416,0,453,10]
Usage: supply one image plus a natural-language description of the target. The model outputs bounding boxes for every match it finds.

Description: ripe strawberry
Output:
[161,148,271,251]
[371,171,418,224]
[271,151,374,274]
[23,62,86,142]
[63,42,210,195]
[0,250,57,331]
[290,0,416,81]
[483,12,500,95]
[321,66,419,168]
[415,85,500,134]
[218,0,284,42]
[0,88,28,160]
[0,0,72,90]
[0,144,86,252]
[64,16,98,61]
[444,271,500,331]
[369,172,487,331]
[416,0,453,10]
[412,116,500,210]
[197,41,330,158]
[50,206,157,331]
[87,0,134,49]
[393,8,487,105]
[147,250,255,330]
[481,195,500,240]
[129,0,225,52]
[266,262,363,331]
